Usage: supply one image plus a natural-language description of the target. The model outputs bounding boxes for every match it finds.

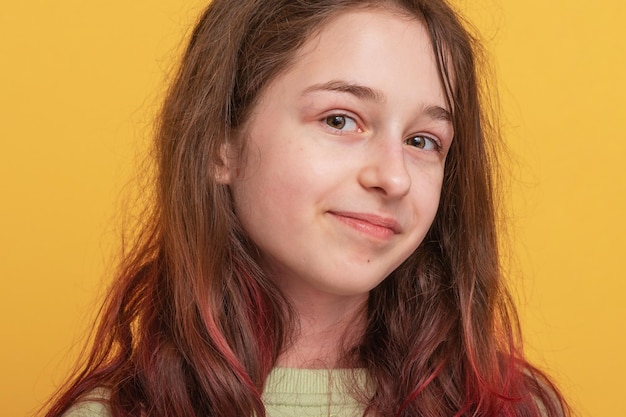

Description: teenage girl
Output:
[43,0,571,416]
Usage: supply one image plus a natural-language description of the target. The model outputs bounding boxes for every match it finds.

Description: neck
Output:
[277,291,368,369]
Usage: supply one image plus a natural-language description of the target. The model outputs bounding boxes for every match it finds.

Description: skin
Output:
[222,8,454,367]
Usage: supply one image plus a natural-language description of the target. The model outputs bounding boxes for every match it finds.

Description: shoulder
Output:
[61,388,111,417]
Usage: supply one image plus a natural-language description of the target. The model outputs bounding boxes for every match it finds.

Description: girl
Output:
[43,0,571,416]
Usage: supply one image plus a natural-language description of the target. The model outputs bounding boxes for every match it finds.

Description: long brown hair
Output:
[43,1,571,416]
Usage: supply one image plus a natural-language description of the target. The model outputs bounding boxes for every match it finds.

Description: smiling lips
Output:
[329,211,401,240]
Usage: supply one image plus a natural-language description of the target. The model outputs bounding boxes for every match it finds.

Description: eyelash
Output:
[322,113,441,151]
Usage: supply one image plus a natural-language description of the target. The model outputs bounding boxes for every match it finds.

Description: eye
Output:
[405,135,438,151]
[324,114,359,132]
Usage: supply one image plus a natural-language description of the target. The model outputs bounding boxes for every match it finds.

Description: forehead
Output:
[280,8,449,112]
[299,8,431,61]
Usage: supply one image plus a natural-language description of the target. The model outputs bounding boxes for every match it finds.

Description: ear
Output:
[214,142,234,184]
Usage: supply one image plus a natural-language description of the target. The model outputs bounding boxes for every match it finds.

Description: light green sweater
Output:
[62,368,367,417]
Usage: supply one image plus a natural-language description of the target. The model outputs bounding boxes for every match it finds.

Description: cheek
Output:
[230,155,307,231]
[408,166,445,227]
[413,161,445,197]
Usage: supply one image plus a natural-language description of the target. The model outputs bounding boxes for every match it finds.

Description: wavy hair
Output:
[43,0,571,416]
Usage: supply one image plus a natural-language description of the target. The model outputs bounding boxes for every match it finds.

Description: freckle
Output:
[367,259,371,263]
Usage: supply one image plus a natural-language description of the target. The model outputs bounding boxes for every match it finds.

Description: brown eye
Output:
[325,115,347,129]
[323,114,359,132]
[405,135,436,150]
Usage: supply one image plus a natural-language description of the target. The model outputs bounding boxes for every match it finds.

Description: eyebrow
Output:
[302,80,452,122]
[303,80,385,102]
[423,105,452,122]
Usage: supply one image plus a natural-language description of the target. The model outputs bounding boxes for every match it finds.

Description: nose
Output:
[357,139,411,198]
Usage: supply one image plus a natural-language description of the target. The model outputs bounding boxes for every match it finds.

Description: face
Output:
[223,9,454,303]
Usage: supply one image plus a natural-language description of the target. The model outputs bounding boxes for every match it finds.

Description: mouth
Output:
[328,211,401,240]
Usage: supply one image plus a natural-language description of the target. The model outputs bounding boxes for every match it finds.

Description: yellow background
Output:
[2,1,624,416]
